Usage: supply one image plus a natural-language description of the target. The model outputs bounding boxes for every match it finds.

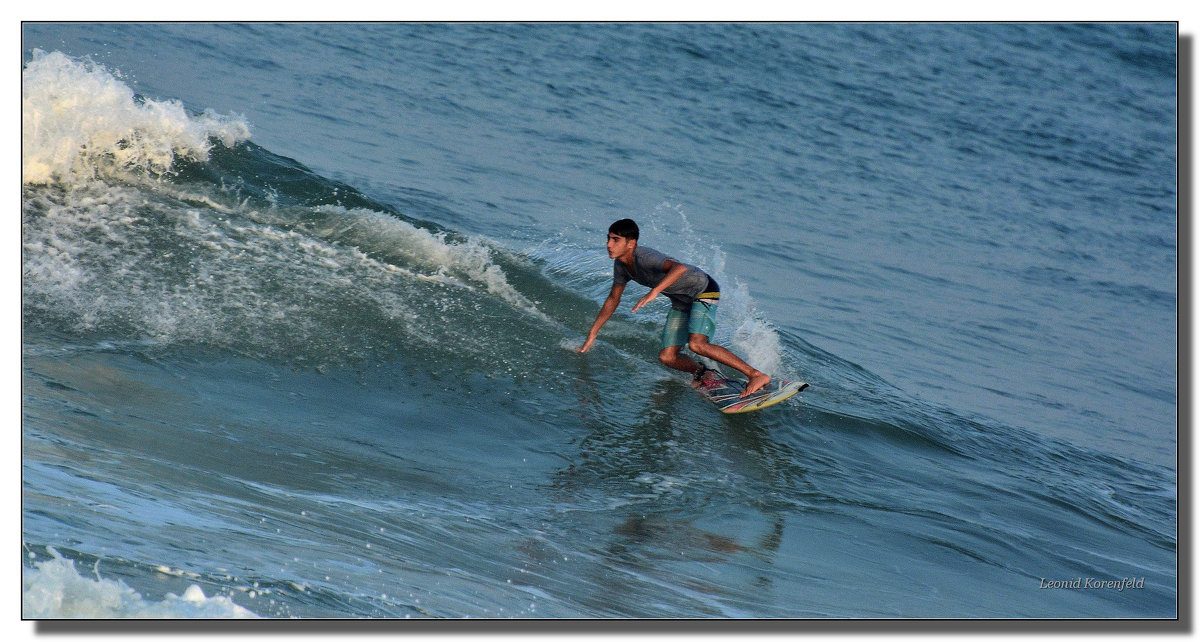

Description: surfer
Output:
[577,218,771,398]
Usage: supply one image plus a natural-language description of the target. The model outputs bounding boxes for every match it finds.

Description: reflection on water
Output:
[537,367,808,615]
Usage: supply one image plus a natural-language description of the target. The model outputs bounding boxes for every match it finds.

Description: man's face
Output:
[607,233,636,260]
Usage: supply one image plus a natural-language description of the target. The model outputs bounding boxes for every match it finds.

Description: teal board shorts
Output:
[660,289,720,350]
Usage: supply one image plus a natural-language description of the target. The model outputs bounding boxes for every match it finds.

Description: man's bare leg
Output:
[658,345,703,376]
[686,334,770,397]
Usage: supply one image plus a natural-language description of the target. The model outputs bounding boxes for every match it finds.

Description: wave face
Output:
[22,24,1177,620]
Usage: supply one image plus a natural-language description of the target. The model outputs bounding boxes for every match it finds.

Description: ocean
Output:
[21,22,1177,619]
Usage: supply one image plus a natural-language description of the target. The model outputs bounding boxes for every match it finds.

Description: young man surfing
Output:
[577,218,771,398]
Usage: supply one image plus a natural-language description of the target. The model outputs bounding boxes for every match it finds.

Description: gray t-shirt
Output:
[613,245,714,311]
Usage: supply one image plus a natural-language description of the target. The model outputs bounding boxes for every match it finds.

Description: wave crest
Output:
[22,50,251,185]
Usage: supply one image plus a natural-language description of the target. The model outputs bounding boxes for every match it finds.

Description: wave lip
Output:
[22,49,250,185]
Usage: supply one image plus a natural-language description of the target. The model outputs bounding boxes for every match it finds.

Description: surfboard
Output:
[693,372,809,414]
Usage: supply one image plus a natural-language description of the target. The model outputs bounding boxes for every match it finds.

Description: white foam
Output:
[317,206,550,321]
[22,50,250,185]
[560,337,585,352]
[22,550,258,618]
[22,182,552,367]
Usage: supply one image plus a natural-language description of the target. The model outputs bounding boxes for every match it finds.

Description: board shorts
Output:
[660,279,720,350]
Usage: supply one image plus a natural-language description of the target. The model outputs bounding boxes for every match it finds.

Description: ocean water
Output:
[21,23,1177,619]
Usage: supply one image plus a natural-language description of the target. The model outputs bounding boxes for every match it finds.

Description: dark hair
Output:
[608,218,639,240]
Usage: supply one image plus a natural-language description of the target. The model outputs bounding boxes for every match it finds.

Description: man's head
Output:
[608,218,639,241]
[607,219,639,260]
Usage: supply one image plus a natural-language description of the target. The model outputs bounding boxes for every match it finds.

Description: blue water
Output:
[21,23,1177,618]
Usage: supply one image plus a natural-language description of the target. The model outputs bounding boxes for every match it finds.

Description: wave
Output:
[21,51,565,375]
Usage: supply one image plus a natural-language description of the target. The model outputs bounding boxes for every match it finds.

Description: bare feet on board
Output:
[741,372,771,398]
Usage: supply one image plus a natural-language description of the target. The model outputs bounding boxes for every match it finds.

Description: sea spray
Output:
[22,49,250,185]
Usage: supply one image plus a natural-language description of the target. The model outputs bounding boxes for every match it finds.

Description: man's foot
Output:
[740,372,771,398]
